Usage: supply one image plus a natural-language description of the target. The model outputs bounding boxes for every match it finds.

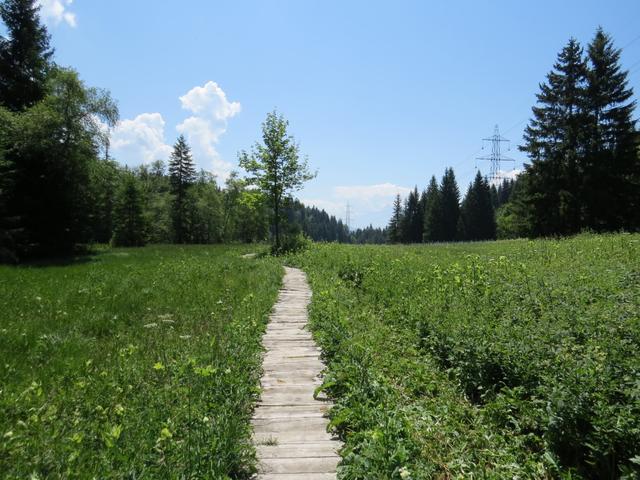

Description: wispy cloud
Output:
[37,0,77,27]
[302,183,411,227]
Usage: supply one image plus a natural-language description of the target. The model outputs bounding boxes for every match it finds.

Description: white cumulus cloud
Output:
[177,81,241,180]
[110,113,172,165]
[37,0,77,27]
[106,82,240,180]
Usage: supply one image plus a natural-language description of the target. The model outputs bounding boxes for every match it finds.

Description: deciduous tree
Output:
[239,110,315,252]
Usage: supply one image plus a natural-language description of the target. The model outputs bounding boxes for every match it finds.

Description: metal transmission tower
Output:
[476,125,515,183]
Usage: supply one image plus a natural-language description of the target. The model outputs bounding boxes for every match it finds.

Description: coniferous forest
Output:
[0,1,382,263]
[388,29,639,244]
[1,2,637,259]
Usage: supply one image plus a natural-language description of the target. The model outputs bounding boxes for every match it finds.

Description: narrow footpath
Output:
[252,267,341,480]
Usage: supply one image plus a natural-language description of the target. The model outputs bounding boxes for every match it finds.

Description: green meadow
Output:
[1,235,639,479]
[0,245,281,479]
[289,233,640,479]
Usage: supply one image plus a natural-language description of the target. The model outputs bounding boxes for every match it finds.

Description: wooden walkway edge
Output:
[252,267,341,480]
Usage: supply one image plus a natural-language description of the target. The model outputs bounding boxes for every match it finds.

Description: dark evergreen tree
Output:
[387,194,403,243]
[458,171,496,241]
[400,187,423,243]
[88,158,121,243]
[351,224,387,244]
[168,135,196,243]
[520,38,588,236]
[6,68,117,258]
[423,175,443,242]
[112,175,146,247]
[0,107,17,261]
[0,0,53,111]
[496,178,514,207]
[440,167,460,241]
[583,28,638,231]
[496,173,534,239]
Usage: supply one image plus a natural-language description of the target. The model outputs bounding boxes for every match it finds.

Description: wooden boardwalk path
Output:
[252,267,341,480]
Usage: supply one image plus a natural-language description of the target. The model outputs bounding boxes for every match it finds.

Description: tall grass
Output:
[0,245,281,479]
[289,234,640,479]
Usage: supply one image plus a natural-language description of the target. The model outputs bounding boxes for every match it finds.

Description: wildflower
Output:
[153,362,165,371]
[399,467,411,479]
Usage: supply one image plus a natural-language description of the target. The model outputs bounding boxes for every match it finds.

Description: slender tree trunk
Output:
[274,196,280,250]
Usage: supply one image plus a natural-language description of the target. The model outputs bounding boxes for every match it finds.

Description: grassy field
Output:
[289,234,640,479]
[0,245,281,479]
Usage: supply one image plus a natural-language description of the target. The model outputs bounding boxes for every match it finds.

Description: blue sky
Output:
[28,0,640,228]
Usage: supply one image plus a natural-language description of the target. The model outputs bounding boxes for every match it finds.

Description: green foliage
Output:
[239,110,315,250]
[387,194,403,243]
[288,234,640,479]
[0,0,53,111]
[0,245,281,478]
[5,67,117,258]
[168,135,197,244]
[422,175,442,242]
[457,171,496,241]
[520,30,638,235]
[439,167,460,241]
[399,187,423,243]
[112,174,146,247]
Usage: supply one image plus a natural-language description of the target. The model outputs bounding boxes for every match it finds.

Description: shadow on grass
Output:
[9,245,102,268]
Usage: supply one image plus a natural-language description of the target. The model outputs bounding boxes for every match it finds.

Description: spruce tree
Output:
[423,175,443,242]
[400,187,422,243]
[520,38,588,236]
[112,175,146,247]
[0,0,53,111]
[458,171,496,241]
[168,135,196,243]
[439,167,460,241]
[583,29,638,230]
[387,194,402,243]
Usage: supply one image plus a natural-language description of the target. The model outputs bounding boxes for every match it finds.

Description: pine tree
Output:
[520,38,588,236]
[112,175,146,247]
[0,0,53,111]
[387,194,403,243]
[400,187,423,243]
[168,135,196,243]
[458,171,496,241]
[583,29,638,231]
[440,167,460,241]
[423,175,443,242]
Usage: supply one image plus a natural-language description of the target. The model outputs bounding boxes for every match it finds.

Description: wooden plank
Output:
[253,266,341,479]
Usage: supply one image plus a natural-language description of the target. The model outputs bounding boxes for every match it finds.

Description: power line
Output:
[622,32,640,50]
[476,125,516,183]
